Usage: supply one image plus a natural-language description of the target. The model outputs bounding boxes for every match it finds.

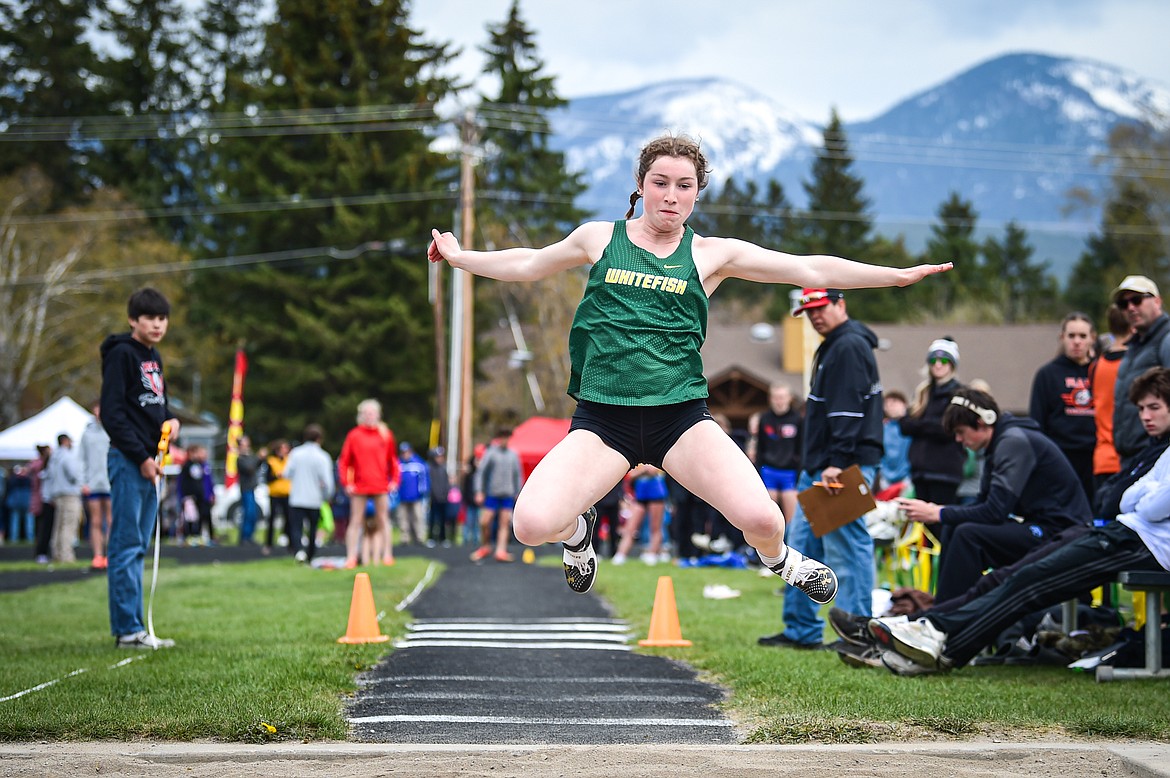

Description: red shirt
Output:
[338,425,400,495]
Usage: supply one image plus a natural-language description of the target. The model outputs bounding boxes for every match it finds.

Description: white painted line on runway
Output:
[401,630,630,642]
[408,621,630,632]
[349,713,734,727]
[392,639,633,651]
[361,674,702,685]
[395,562,437,612]
[360,691,713,703]
[0,668,87,703]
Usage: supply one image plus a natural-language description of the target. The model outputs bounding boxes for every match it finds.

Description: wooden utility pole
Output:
[430,255,447,448]
[458,110,478,469]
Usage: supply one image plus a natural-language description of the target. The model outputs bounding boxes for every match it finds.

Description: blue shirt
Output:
[882,419,912,483]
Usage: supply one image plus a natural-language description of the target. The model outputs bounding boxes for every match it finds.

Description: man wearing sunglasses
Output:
[1113,275,1170,468]
[759,288,884,650]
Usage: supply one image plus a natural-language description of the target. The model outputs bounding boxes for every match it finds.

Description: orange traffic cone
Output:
[638,575,692,647]
[337,572,390,644]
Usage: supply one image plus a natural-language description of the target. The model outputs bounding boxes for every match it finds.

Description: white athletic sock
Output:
[758,546,789,569]
[564,515,588,549]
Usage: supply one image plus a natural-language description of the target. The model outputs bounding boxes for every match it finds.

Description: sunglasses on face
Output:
[928,357,953,366]
[1116,293,1154,309]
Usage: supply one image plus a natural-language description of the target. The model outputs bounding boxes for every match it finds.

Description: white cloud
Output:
[410,0,1170,121]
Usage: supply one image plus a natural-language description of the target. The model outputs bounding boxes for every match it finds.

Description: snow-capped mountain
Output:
[548,53,1170,276]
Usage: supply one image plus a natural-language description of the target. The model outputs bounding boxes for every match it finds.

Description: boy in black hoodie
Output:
[100,288,181,650]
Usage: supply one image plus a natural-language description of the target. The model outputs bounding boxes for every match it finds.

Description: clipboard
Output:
[797,464,877,538]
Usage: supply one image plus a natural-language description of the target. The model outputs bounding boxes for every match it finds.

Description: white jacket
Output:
[1118,445,1170,571]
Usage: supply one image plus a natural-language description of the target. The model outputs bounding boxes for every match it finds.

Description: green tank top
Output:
[567,220,708,405]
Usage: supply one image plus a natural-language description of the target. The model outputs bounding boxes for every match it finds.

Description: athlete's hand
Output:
[428,229,461,264]
[898,262,954,286]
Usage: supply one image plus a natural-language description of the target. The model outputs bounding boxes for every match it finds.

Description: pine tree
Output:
[922,192,982,315]
[983,220,1058,322]
[91,0,200,240]
[690,176,794,307]
[792,109,872,257]
[476,0,587,242]
[1066,180,1167,315]
[1065,123,1169,319]
[187,0,460,443]
[0,0,109,203]
[471,1,589,428]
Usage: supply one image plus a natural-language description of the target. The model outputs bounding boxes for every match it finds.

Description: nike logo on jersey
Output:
[664,264,682,269]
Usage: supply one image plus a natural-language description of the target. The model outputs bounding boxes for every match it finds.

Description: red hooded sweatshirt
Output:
[338,424,400,495]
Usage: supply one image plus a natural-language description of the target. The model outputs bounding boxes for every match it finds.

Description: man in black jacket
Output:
[760,288,883,649]
[896,387,1090,602]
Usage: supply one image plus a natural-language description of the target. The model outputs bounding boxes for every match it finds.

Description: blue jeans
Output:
[781,466,877,645]
[239,489,258,543]
[107,450,160,637]
[7,505,33,542]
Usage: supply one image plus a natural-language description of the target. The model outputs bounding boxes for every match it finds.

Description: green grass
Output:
[589,561,1170,743]
[2,553,1168,743]
[0,558,421,741]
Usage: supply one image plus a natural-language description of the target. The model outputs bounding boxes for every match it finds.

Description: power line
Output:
[8,240,399,289]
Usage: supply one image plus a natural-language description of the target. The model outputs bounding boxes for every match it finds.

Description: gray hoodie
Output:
[79,419,111,492]
[43,444,82,500]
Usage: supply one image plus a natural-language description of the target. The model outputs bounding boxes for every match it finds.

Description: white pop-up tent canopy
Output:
[0,397,95,461]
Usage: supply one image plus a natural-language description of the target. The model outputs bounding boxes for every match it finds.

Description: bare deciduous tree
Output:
[0,171,92,428]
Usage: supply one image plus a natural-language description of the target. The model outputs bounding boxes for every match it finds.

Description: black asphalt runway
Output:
[347,547,737,745]
[1,540,738,744]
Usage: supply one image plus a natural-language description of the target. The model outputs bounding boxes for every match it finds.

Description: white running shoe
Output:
[116,631,175,650]
[880,648,940,676]
[770,548,838,605]
[562,507,598,594]
[868,617,947,668]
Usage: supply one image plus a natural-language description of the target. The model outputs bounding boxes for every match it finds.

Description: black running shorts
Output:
[569,398,714,468]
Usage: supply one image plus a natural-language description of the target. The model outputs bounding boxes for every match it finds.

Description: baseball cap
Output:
[399,441,412,453]
[1112,275,1159,302]
[792,288,845,317]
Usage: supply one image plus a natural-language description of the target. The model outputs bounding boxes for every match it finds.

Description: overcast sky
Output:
[409,0,1170,121]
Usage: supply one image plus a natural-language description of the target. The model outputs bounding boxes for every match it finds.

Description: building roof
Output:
[870,323,1058,413]
[702,321,1061,414]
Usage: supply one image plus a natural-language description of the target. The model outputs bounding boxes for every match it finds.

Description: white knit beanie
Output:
[926,338,959,365]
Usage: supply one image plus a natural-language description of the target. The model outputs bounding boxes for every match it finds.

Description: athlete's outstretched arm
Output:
[702,236,952,290]
[427,222,609,282]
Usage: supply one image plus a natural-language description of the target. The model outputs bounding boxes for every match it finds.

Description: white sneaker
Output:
[709,536,732,554]
[690,533,711,552]
[868,617,947,668]
[770,548,838,605]
[611,553,627,566]
[657,551,672,564]
[639,551,659,566]
[880,648,939,676]
[294,550,308,563]
[116,631,175,650]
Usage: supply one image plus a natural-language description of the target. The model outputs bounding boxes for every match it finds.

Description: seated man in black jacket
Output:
[894,387,1091,602]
